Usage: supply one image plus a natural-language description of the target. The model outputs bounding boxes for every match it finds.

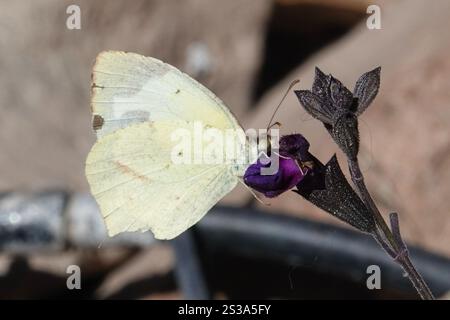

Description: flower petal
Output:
[279,134,310,160]
[244,156,305,198]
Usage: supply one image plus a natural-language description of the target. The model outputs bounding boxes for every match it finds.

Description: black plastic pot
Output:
[173,206,450,299]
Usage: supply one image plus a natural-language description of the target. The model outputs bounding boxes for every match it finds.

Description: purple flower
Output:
[244,155,305,198]
[279,134,310,159]
[243,132,375,232]
[243,134,314,198]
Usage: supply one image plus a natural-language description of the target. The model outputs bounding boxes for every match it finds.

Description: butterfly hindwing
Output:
[85,120,238,240]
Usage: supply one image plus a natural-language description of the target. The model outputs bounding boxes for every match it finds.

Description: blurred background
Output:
[1,0,450,299]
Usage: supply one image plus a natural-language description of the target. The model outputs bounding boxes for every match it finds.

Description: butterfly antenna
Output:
[238,179,271,206]
[268,121,282,130]
[266,79,300,131]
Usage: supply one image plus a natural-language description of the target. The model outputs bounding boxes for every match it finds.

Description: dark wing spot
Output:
[92,83,105,89]
[175,89,180,94]
[93,114,104,131]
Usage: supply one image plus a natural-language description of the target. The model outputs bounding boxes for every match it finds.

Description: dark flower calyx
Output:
[353,66,381,116]
[295,67,380,160]
[328,111,360,160]
[295,155,376,233]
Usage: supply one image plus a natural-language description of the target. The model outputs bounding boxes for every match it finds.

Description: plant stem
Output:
[348,158,435,300]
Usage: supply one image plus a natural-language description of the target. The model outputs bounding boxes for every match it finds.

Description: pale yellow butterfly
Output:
[85,51,249,240]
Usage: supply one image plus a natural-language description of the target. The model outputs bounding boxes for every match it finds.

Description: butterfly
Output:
[85,51,249,240]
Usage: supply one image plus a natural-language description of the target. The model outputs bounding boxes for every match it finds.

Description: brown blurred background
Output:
[0,0,449,299]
